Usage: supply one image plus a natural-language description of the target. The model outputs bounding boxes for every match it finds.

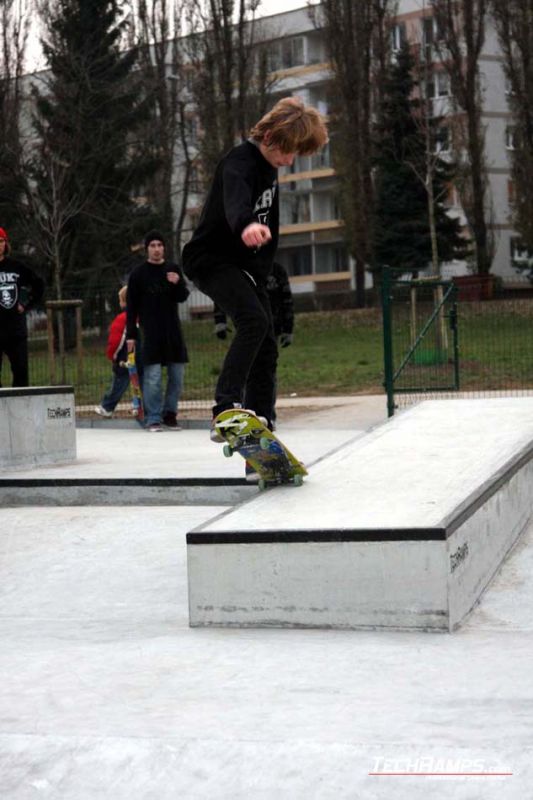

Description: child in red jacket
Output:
[95,286,141,417]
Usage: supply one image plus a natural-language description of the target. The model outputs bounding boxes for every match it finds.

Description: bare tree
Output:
[312,0,396,307]
[134,0,194,258]
[0,0,29,235]
[410,24,463,276]
[21,137,96,301]
[491,0,533,251]
[183,0,274,186]
[431,0,494,274]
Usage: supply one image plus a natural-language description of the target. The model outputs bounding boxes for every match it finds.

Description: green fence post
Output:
[450,287,460,390]
[382,267,395,417]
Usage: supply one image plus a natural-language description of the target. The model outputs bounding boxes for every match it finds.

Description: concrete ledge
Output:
[187,399,533,631]
[0,386,76,470]
[76,418,211,430]
[0,477,254,507]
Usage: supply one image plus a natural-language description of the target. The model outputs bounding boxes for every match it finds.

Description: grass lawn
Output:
[25,300,533,409]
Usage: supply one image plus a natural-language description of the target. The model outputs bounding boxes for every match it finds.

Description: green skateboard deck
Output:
[214,408,308,490]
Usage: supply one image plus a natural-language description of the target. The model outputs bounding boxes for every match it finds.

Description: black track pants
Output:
[195,265,278,423]
[0,336,29,387]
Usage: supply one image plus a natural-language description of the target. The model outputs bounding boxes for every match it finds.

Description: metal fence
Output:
[13,273,533,418]
[25,281,227,416]
[382,269,533,415]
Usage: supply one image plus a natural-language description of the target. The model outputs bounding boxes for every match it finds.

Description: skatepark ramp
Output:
[0,386,76,470]
[187,398,533,631]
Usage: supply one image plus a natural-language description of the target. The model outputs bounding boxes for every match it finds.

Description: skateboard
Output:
[125,352,144,421]
[213,408,308,490]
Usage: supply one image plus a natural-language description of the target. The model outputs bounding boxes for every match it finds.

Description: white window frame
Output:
[505,125,518,150]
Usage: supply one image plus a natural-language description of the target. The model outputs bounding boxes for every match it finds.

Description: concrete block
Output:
[0,386,76,470]
[187,399,533,631]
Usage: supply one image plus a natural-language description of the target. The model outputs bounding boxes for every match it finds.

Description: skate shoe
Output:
[245,461,260,483]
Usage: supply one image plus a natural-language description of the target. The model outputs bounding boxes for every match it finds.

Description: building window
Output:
[286,154,311,174]
[425,71,450,99]
[185,116,199,146]
[280,194,311,225]
[268,36,306,71]
[510,237,531,263]
[311,142,331,170]
[189,164,202,194]
[315,244,347,274]
[422,15,442,46]
[505,126,519,150]
[434,126,450,154]
[390,22,406,53]
[420,15,443,62]
[279,246,312,276]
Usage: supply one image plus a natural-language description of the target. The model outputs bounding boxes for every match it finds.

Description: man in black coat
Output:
[126,230,189,432]
[0,227,45,387]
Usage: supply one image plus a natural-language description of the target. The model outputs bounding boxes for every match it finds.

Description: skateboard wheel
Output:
[223,444,233,458]
[293,474,304,487]
[259,436,270,451]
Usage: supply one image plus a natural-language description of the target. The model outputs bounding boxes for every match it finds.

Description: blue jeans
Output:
[142,362,185,425]
[100,365,130,412]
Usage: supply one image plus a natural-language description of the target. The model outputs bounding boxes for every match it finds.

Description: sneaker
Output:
[95,405,113,418]
[147,423,163,432]
[245,461,260,483]
[210,408,269,443]
[162,412,182,430]
[210,425,225,443]
[210,403,242,442]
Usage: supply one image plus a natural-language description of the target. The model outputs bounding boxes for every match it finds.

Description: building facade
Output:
[187,1,518,298]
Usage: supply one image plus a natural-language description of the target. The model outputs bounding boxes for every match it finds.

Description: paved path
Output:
[1,394,531,798]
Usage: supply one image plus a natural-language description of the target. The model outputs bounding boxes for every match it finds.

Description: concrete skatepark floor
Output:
[1,395,532,798]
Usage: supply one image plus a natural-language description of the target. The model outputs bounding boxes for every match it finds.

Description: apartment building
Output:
[191,1,517,296]
[393,1,519,282]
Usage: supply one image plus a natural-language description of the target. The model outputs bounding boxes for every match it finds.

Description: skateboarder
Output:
[0,226,45,387]
[182,96,327,439]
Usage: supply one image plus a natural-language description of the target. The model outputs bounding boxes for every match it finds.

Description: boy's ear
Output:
[263,131,272,146]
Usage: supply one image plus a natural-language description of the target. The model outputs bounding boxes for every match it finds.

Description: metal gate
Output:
[382,267,459,416]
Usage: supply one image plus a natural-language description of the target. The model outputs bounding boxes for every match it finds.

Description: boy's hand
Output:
[214,322,228,340]
[166,271,180,284]
[241,223,271,248]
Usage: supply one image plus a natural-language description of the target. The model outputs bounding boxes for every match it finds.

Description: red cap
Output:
[0,227,8,242]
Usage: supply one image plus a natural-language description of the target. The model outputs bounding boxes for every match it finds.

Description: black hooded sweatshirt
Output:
[182,140,279,283]
[0,256,45,339]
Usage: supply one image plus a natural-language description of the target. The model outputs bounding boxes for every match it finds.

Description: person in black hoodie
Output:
[126,231,189,432]
[0,227,45,387]
[182,96,327,438]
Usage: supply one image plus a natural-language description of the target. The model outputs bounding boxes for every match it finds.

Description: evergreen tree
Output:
[30,0,156,297]
[372,45,465,275]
